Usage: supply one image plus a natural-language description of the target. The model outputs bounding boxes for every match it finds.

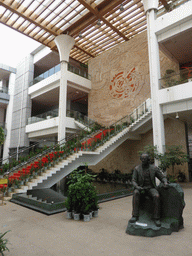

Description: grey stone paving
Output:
[1,183,192,256]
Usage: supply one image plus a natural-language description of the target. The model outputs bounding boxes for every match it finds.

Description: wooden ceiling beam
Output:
[1,0,94,59]
[63,0,125,37]
[1,0,58,36]
[76,0,128,41]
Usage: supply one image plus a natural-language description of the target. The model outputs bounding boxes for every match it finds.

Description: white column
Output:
[143,0,165,155]
[54,35,75,142]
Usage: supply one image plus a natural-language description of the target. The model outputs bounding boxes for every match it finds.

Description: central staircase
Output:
[8,98,152,211]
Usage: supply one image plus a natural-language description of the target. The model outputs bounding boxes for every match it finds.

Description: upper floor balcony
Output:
[159,68,192,89]
[29,63,91,100]
[30,63,91,87]
[26,109,92,139]
[158,67,192,115]
[155,1,192,69]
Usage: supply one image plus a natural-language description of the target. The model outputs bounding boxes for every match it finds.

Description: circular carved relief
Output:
[109,67,141,99]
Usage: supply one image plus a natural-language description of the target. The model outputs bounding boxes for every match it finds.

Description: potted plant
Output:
[65,192,73,219]
[158,145,188,174]
[177,171,186,182]
[98,168,108,182]
[24,174,29,185]
[65,169,99,221]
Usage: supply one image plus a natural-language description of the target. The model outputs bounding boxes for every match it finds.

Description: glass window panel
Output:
[55,64,60,73]
[44,71,49,78]
[48,67,54,76]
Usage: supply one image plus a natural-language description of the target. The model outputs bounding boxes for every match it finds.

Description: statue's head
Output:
[140,153,150,165]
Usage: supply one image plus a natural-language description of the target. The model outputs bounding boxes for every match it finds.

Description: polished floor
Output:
[0,183,192,256]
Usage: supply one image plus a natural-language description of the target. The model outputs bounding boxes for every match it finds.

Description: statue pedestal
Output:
[126,183,185,237]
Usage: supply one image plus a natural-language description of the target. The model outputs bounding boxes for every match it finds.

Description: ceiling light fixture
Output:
[97,19,101,26]
[79,32,83,38]
[176,112,179,119]
[120,4,124,11]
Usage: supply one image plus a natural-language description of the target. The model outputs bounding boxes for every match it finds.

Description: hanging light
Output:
[79,32,83,38]
[120,4,124,11]
[176,112,179,119]
[97,19,101,26]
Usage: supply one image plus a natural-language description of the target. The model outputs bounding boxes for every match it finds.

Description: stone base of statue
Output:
[126,183,185,237]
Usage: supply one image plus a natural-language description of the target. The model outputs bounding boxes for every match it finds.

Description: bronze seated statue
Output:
[126,153,185,237]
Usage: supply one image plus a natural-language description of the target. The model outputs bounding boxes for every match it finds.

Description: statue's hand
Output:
[163,182,169,189]
[136,186,143,191]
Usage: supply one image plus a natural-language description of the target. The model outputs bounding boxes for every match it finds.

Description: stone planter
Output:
[66,211,72,219]
[74,213,80,221]
[83,214,90,222]
[93,210,99,217]
[89,211,93,219]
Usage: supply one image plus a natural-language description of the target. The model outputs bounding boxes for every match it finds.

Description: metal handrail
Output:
[0,139,46,167]
[2,98,152,179]
[3,120,101,178]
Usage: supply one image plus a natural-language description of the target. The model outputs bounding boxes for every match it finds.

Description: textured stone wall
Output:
[90,118,189,181]
[88,30,187,179]
[88,31,179,126]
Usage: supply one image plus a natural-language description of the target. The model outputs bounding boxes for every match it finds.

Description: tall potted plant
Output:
[65,168,99,221]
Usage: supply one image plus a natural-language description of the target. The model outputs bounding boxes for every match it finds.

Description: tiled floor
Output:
[1,183,192,256]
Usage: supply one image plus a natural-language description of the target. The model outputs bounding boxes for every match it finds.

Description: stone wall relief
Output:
[109,66,145,100]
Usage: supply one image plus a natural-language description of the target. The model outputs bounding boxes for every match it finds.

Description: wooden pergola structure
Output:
[0,0,188,64]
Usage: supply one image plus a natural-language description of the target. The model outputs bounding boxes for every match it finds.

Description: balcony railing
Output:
[68,63,91,80]
[30,63,90,86]
[27,109,91,126]
[129,98,152,123]
[159,68,192,89]
[28,109,58,125]
[66,110,95,127]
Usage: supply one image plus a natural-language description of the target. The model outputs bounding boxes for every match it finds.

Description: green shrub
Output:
[65,169,99,214]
